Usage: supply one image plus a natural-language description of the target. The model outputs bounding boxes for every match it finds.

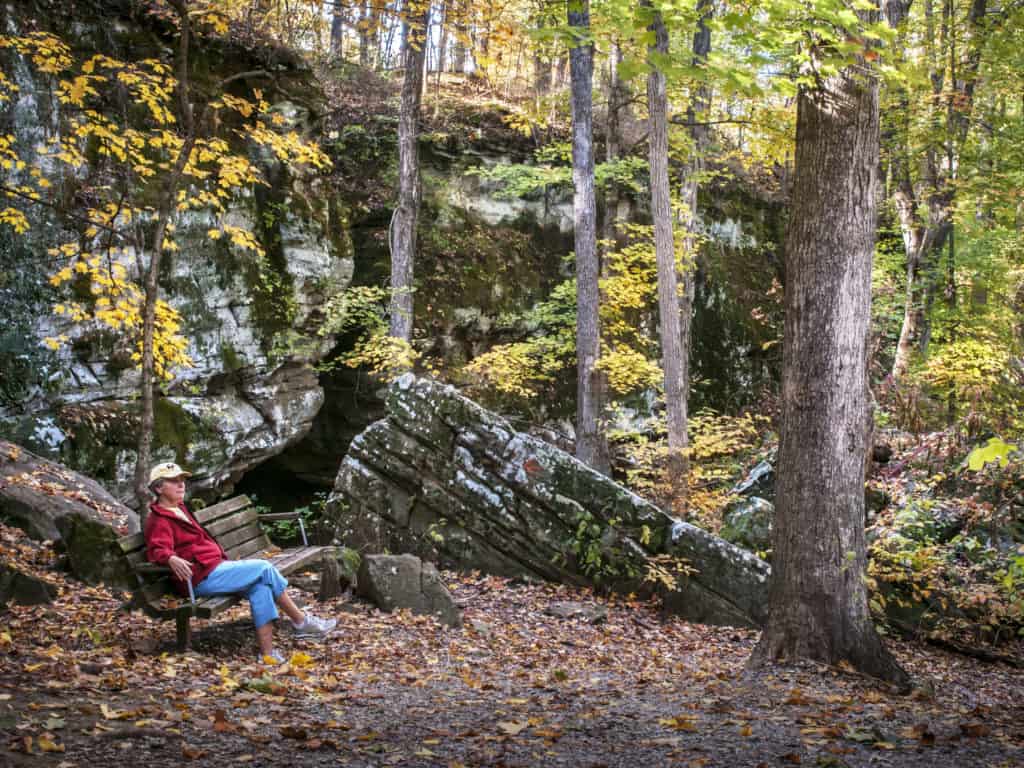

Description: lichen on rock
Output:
[328,375,770,627]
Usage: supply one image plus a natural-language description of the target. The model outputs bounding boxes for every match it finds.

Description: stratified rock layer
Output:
[328,375,770,627]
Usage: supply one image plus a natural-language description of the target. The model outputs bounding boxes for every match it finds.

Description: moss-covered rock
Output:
[0,439,137,541]
[328,375,771,628]
[55,512,135,588]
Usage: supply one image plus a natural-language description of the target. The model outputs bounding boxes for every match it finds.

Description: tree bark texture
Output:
[134,0,197,516]
[749,56,910,686]
[389,1,428,343]
[567,0,609,475]
[646,9,687,502]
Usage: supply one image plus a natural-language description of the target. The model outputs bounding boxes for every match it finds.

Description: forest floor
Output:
[1,525,1022,768]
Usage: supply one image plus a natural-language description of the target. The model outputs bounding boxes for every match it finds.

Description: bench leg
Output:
[176,612,192,650]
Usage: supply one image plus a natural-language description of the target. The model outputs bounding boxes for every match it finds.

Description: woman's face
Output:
[158,476,187,506]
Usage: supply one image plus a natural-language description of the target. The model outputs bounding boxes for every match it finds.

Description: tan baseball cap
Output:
[148,461,192,484]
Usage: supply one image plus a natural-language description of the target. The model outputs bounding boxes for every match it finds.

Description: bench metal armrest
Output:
[257,512,308,546]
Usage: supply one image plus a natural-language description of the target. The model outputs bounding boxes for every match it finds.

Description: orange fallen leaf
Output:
[213,709,235,733]
[182,743,206,760]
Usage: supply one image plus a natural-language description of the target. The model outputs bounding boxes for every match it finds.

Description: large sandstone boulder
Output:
[327,375,770,628]
[0,440,137,541]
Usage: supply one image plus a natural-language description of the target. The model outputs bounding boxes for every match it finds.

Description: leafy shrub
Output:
[259,492,330,547]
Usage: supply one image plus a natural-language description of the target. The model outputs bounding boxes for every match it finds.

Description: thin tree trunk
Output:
[671,0,715,508]
[389,0,428,342]
[606,41,623,163]
[601,40,626,246]
[534,19,551,109]
[452,0,467,73]
[359,0,378,67]
[645,5,687,512]
[891,0,989,380]
[436,0,448,88]
[749,20,910,687]
[330,0,345,57]
[134,0,198,517]
[568,0,609,475]
[383,8,399,68]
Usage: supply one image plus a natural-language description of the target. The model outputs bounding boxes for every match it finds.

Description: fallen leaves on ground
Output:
[0,522,1022,766]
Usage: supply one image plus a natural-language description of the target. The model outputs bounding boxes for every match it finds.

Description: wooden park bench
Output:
[118,495,339,649]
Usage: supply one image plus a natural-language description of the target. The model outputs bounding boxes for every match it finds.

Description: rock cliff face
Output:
[328,375,770,628]
[0,1,351,503]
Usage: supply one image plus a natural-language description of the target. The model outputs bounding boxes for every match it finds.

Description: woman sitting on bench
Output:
[144,462,336,663]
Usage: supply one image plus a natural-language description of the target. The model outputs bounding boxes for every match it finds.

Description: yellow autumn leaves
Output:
[45,249,193,380]
[0,25,331,384]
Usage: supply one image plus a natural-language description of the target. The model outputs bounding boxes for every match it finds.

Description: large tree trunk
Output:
[389,2,428,343]
[749,41,910,687]
[567,0,609,475]
[645,7,686,512]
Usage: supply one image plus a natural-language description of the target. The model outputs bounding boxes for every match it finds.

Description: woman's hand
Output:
[167,555,193,582]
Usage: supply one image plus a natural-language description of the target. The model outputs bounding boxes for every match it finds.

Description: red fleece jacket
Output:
[144,502,226,595]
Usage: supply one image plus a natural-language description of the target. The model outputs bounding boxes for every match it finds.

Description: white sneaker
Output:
[292,613,337,638]
[261,649,286,664]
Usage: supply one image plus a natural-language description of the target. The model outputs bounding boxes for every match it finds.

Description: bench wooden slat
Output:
[191,597,237,619]
[194,495,251,525]
[227,534,273,561]
[272,546,331,575]
[204,508,258,539]
[216,524,266,553]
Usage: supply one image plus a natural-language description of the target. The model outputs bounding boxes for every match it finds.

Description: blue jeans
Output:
[194,560,289,629]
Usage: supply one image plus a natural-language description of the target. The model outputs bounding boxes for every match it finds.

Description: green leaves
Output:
[966,437,1019,472]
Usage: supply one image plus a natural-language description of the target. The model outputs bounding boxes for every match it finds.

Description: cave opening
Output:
[234,457,323,516]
